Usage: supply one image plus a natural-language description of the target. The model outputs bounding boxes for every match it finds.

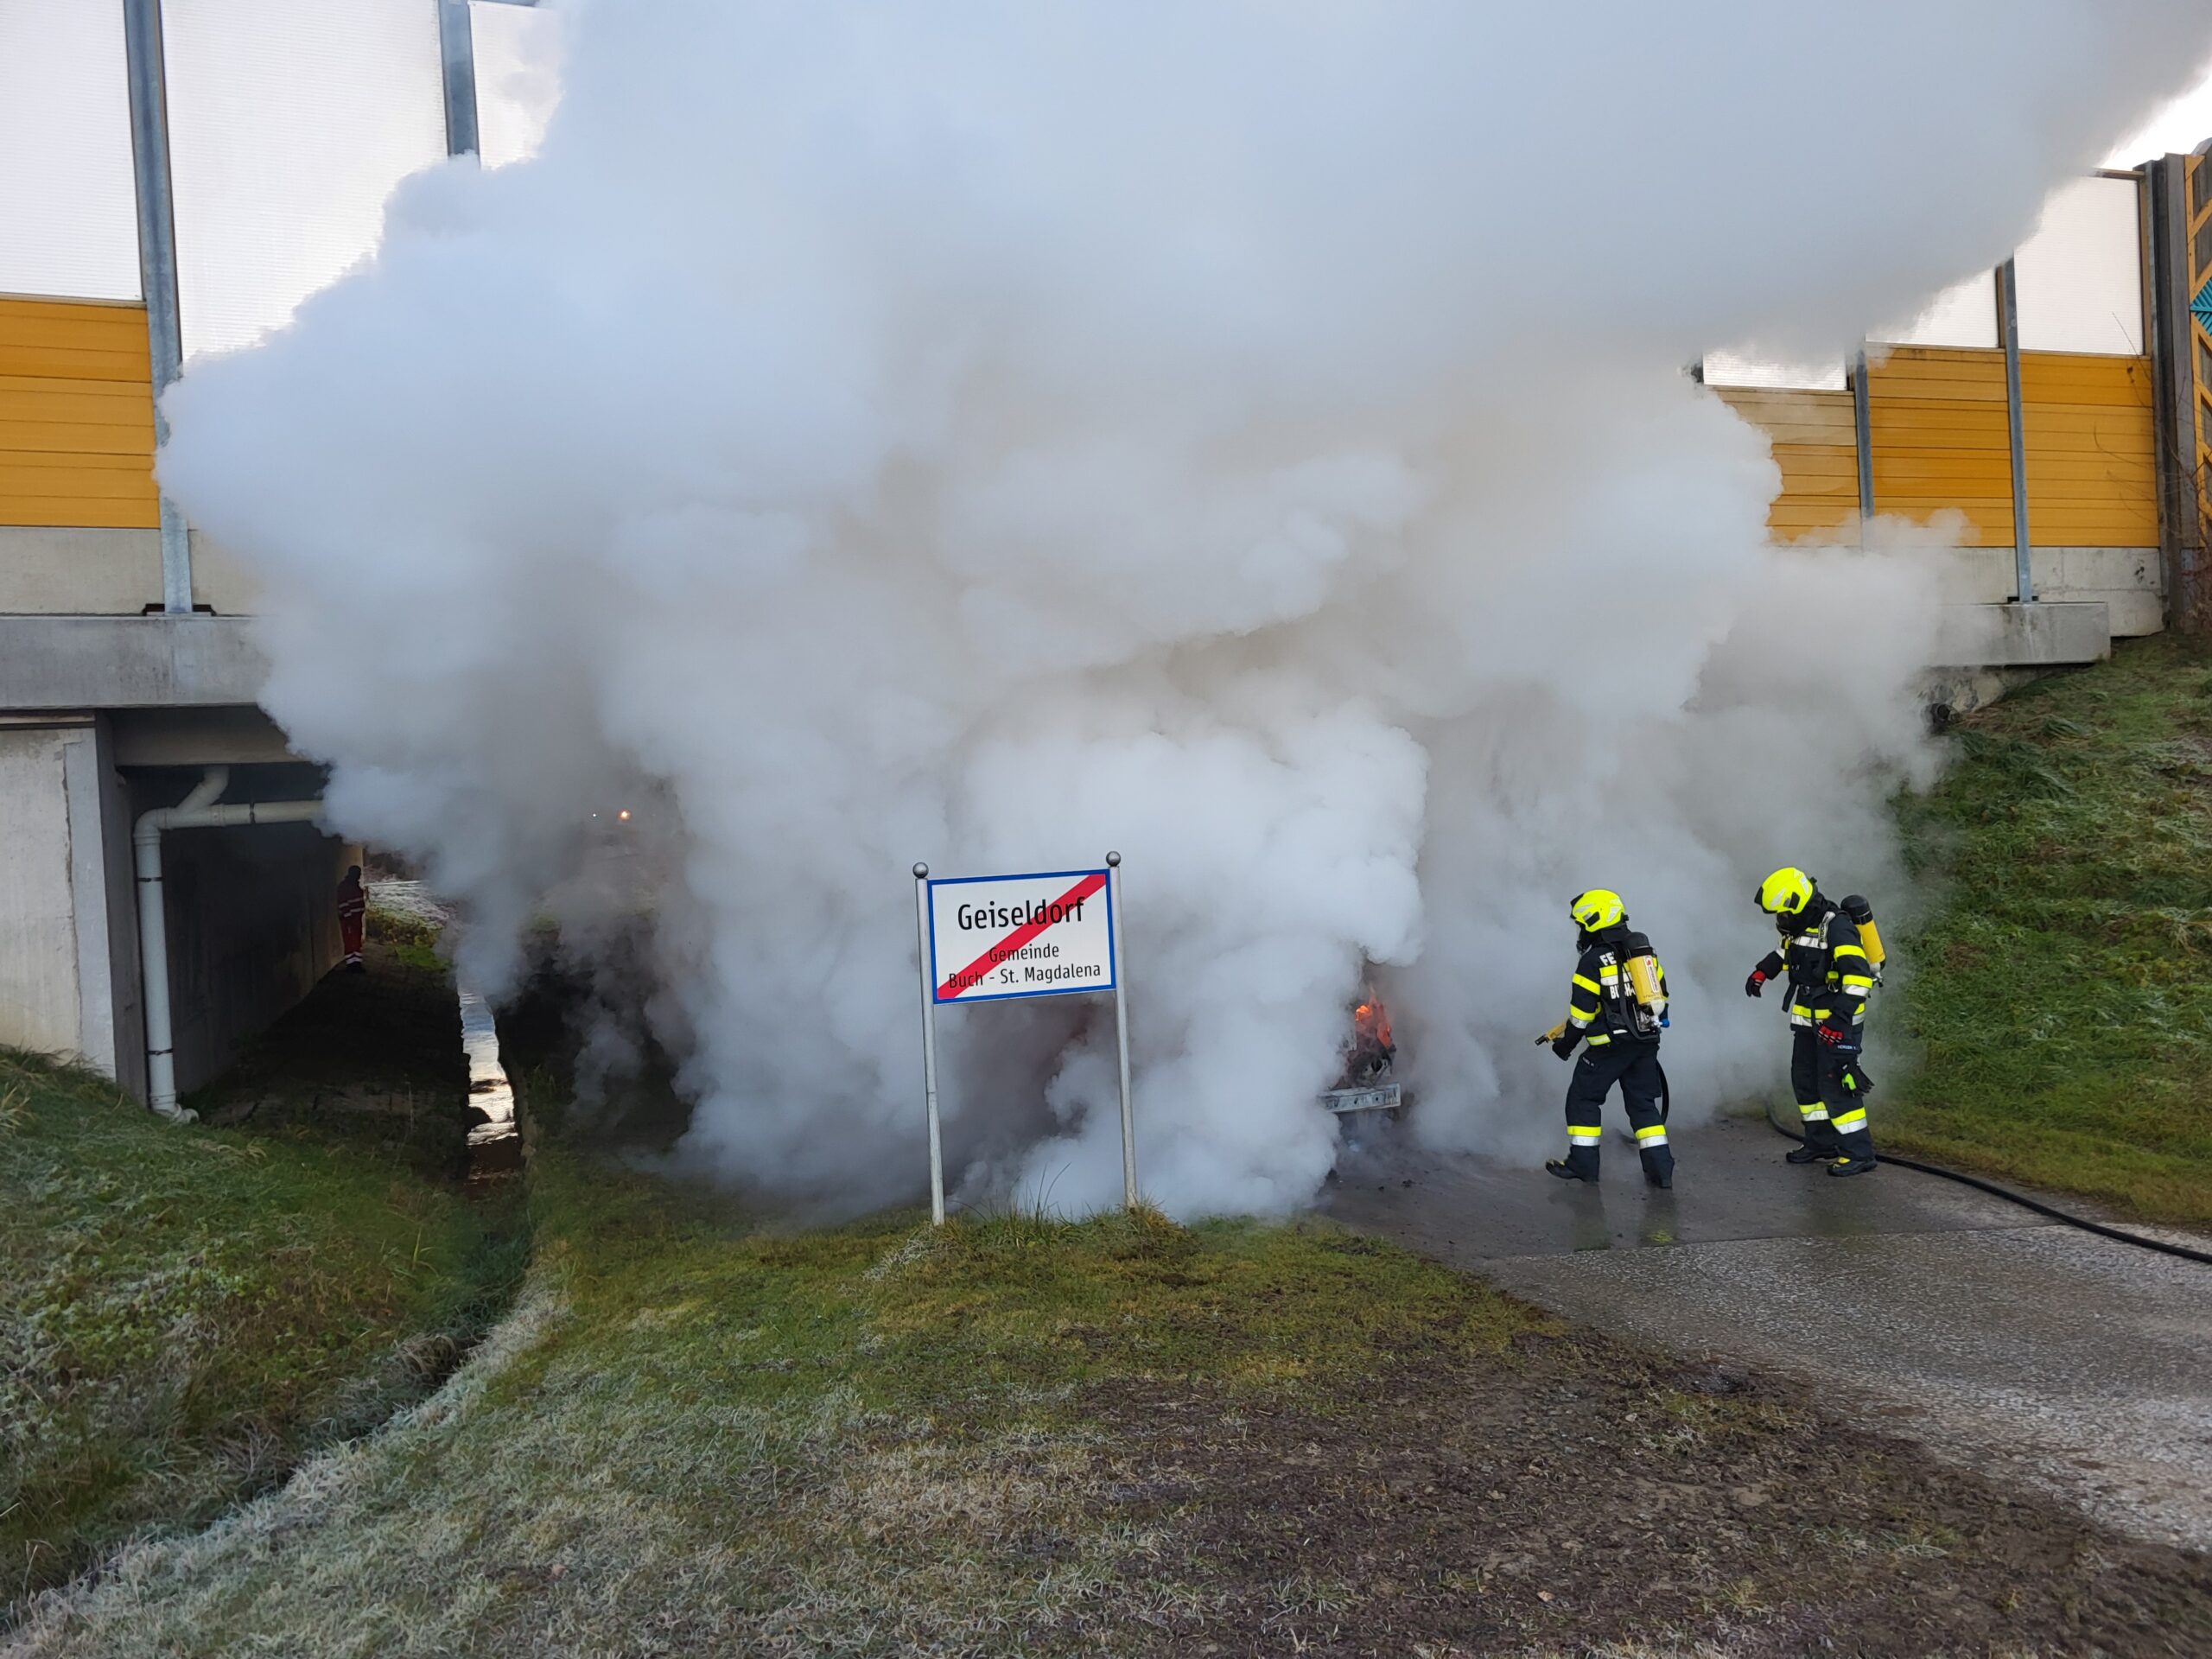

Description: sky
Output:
[2106,57,2212,162]
[0,9,2204,349]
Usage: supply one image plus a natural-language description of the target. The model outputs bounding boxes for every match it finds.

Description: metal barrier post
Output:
[1999,257,2035,601]
[120,0,191,613]
[437,0,480,158]
[1852,346,1875,543]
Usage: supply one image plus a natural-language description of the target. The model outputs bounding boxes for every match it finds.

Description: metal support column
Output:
[1851,346,1875,543]
[120,0,191,614]
[1998,258,2035,602]
[437,0,480,159]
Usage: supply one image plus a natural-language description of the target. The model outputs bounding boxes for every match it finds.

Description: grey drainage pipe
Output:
[134,766,326,1121]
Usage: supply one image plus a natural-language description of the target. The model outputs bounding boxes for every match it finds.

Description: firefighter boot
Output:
[1639,1142,1675,1189]
[1786,1108,1843,1164]
[1828,1118,1878,1177]
[1545,1145,1600,1185]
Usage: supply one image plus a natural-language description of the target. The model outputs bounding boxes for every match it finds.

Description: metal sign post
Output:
[1106,851,1135,1210]
[912,862,945,1225]
[911,854,1137,1220]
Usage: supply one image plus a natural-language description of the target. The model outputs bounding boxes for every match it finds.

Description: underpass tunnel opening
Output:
[125,760,357,1108]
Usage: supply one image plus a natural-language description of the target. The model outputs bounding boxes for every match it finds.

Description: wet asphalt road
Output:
[1325,1111,2212,1550]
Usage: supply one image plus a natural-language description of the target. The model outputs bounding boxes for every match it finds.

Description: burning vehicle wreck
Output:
[1320,985,1402,1119]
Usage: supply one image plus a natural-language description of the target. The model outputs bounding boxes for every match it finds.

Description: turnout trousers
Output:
[1560,1041,1673,1185]
[1788,1027,1874,1160]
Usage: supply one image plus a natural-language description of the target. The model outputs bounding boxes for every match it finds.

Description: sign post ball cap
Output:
[1106,851,1121,867]
[913,862,929,879]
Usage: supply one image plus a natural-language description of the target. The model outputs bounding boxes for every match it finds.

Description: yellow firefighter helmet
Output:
[1569,888,1626,931]
[1756,866,1815,917]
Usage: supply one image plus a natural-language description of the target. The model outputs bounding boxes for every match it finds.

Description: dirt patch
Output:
[1080,1330,2212,1657]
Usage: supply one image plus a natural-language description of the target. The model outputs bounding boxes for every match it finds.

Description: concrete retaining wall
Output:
[0,727,87,1058]
[0,527,262,616]
[0,717,141,1083]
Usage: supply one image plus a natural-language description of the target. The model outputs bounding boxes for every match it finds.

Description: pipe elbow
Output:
[179,766,231,813]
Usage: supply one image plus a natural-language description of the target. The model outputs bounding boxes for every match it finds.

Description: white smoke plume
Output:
[160,2,2212,1217]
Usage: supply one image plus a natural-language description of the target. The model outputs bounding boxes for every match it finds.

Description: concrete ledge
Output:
[0,615,270,709]
[1933,601,2112,669]
[1933,546,2164,637]
[1921,665,2047,719]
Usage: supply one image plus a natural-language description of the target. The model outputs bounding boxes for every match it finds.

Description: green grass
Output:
[8,1157,1548,1655]
[366,906,444,976]
[511,1159,1533,1410]
[0,1050,519,1611]
[21,1149,2208,1656]
[1891,632,2212,1226]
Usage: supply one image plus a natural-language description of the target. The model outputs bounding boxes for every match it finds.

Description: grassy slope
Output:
[1890,633,2212,1227]
[12,1162,1522,1653]
[0,1047,512,1611]
[18,1154,2210,1657]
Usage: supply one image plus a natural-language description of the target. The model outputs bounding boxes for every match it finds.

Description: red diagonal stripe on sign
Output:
[938,872,1108,1001]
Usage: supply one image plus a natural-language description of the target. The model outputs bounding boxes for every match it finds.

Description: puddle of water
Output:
[366,880,523,1188]
[458,982,523,1185]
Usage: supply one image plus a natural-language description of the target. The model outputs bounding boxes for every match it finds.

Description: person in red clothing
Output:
[337,864,367,972]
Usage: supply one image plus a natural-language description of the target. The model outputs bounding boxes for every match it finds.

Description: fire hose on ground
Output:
[1759,1101,2212,1268]
[1537,979,2208,1266]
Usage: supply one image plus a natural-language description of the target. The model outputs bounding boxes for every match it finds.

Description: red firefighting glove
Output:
[1745,969,1768,998]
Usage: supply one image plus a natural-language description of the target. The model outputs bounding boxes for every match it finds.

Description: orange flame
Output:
[1353,999,1392,1050]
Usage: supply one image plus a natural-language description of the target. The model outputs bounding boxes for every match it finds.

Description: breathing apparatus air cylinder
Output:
[1840,894,1886,974]
[1620,931,1666,1035]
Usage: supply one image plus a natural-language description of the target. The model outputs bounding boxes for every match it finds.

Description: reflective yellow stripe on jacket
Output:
[1567,973,1601,1029]
[1831,942,1875,994]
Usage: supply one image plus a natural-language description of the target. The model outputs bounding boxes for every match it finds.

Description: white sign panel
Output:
[926,868,1116,1004]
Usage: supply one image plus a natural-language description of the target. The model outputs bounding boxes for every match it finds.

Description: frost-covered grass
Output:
[1891,634,2212,1226]
[0,1050,516,1611]
[23,1149,2205,1658]
[10,1154,1543,1656]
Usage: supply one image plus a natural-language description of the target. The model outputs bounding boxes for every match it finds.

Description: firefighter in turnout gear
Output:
[1745,866,1879,1177]
[1540,889,1675,1189]
[336,864,367,973]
